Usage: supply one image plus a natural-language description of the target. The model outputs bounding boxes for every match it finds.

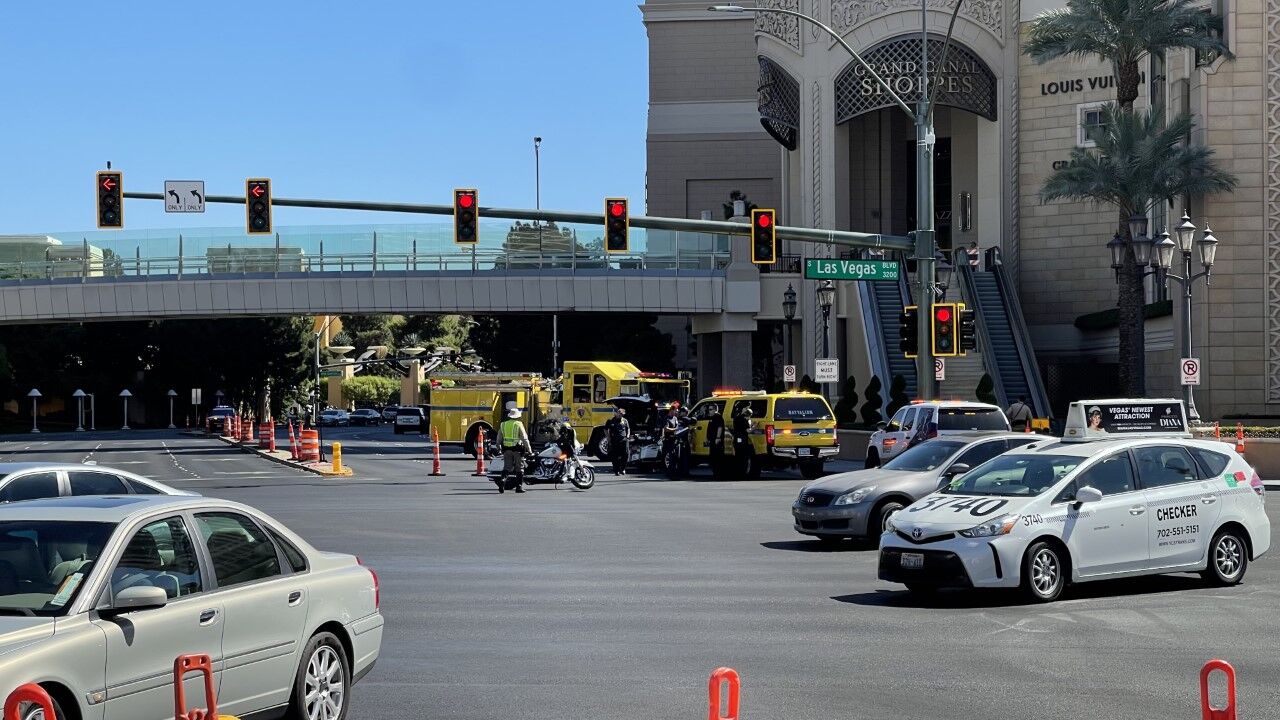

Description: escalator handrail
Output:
[858,264,892,409]
[956,261,1009,409]
[989,251,1054,419]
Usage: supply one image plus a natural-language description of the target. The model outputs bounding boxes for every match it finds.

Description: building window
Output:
[1193,1,1227,66]
[1077,102,1108,147]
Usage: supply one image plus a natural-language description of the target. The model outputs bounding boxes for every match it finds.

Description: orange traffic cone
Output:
[1236,423,1245,454]
[1024,421,1033,434]
[471,428,488,477]
[430,427,445,476]
[1215,421,1221,440]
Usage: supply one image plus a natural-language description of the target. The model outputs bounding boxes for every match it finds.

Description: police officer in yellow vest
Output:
[495,407,531,494]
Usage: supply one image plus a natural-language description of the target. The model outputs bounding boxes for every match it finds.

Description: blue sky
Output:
[0,1,649,234]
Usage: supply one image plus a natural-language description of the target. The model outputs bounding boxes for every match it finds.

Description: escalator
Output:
[859,254,917,397]
[957,252,1052,419]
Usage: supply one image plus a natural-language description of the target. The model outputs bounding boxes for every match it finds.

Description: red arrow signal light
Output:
[101,177,116,191]
[245,178,272,235]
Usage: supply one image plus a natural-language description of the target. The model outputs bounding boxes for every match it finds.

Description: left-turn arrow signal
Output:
[250,184,265,197]
[101,177,117,190]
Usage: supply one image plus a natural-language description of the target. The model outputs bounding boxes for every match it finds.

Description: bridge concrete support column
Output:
[327,364,355,410]
[692,214,761,392]
[401,359,423,407]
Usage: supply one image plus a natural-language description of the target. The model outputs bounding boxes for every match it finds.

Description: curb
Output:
[214,435,355,477]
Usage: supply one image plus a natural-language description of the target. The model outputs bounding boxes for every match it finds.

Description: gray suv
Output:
[792,433,1041,542]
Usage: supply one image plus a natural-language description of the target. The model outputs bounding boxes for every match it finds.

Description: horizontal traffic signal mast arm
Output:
[121,192,912,252]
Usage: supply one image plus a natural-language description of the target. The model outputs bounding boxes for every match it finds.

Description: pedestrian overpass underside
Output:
[0,223,736,322]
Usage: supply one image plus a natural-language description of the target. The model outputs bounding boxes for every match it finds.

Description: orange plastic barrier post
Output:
[174,654,219,720]
[1236,423,1246,454]
[4,684,55,720]
[1201,659,1237,720]
[471,428,488,477]
[1215,421,1221,440]
[430,427,445,476]
[266,421,276,452]
[708,667,741,720]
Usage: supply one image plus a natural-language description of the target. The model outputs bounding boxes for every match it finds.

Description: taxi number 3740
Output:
[907,496,1010,517]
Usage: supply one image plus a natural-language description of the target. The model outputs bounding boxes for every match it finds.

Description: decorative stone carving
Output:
[1266,0,1280,400]
[755,0,802,51]
[1005,0,1021,281]
[831,0,1004,41]
[758,56,801,150]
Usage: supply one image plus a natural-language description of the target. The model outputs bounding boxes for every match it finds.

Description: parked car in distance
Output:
[0,463,197,503]
[866,401,1011,467]
[381,405,400,423]
[793,434,1038,542]
[206,405,238,434]
[350,409,381,426]
[394,406,427,435]
[0,495,382,720]
[319,409,350,427]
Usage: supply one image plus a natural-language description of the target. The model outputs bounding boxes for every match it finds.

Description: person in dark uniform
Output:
[605,407,631,475]
[706,406,726,479]
[732,406,756,478]
[556,414,578,457]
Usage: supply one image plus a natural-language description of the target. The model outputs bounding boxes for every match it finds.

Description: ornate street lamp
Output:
[27,389,41,434]
[782,284,797,387]
[1159,214,1222,423]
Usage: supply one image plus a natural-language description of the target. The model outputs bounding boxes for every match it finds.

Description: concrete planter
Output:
[837,429,872,461]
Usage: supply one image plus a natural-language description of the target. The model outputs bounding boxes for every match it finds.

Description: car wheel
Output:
[20,694,65,720]
[865,447,880,469]
[799,459,824,479]
[1202,528,1249,586]
[595,433,612,461]
[873,500,905,536]
[1021,541,1066,602]
[289,632,351,720]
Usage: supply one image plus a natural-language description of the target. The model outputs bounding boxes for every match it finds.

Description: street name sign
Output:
[804,258,900,282]
[814,359,839,383]
[319,369,343,378]
[165,180,205,213]
[1181,358,1200,386]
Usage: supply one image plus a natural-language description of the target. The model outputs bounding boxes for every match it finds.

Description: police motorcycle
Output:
[661,409,693,479]
[487,431,596,490]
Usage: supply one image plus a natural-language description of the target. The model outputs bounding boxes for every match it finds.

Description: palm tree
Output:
[1042,106,1236,370]
[1025,0,1230,395]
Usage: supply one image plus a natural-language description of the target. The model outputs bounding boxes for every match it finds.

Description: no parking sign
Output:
[1181,358,1200,386]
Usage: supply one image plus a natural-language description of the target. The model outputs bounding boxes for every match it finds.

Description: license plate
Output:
[796,448,812,456]
[899,553,924,569]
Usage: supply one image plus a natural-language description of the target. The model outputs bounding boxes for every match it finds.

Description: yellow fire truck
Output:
[427,361,690,455]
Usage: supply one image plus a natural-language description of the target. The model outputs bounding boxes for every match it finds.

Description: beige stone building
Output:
[642,0,1277,421]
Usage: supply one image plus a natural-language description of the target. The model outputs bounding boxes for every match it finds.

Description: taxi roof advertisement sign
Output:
[1063,399,1189,441]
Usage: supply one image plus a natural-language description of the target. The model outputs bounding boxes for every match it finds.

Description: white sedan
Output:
[0,495,382,720]
[0,463,197,503]
[880,399,1270,602]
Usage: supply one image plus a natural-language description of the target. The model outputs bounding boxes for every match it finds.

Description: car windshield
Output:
[937,408,1008,431]
[210,408,235,417]
[881,440,965,471]
[774,397,832,422]
[641,382,687,405]
[941,454,1082,496]
[0,520,116,616]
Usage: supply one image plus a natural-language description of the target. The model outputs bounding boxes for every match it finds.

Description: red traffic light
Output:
[609,201,625,217]
[935,307,951,323]
[756,213,771,228]
[458,193,474,209]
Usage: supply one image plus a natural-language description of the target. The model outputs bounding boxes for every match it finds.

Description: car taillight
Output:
[883,438,896,448]
[765,424,775,445]
[1252,470,1265,499]
[358,558,380,609]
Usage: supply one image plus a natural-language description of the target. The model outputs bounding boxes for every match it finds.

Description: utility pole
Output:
[913,0,938,399]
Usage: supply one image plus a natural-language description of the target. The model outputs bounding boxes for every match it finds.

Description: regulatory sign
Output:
[934,358,945,381]
[1181,357,1201,386]
[165,180,205,213]
[190,388,202,405]
[814,359,839,383]
[319,369,343,378]
[783,365,797,383]
[804,258,901,282]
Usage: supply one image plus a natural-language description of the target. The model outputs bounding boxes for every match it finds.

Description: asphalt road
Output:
[6,426,1279,719]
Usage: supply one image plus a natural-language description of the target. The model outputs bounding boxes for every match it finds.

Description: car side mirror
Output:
[1074,486,1104,505]
[944,463,970,478]
[107,585,168,615]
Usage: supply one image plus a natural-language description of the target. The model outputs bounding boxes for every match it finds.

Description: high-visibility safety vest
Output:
[500,419,524,447]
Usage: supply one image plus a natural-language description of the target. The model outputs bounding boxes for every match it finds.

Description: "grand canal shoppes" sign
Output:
[835,35,998,122]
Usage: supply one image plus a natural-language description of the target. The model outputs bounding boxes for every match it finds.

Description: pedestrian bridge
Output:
[0,222,752,323]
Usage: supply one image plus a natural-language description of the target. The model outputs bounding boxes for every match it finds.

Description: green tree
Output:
[341,376,399,407]
[885,374,909,419]
[1039,105,1235,394]
[860,376,884,425]
[975,373,998,406]
[833,376,859,425]
[1025,0,1229,395]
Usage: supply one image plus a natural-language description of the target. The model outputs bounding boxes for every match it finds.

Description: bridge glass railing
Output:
[0,222,732,280]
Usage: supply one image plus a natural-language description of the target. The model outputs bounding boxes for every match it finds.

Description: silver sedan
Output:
[792,433,1039,542]
[0,495,382,720]
[0,463,196,504]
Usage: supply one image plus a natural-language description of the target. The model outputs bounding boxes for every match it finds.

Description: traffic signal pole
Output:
[913,1,938,400]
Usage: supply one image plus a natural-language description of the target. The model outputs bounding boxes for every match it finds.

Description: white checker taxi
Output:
[878,399,1270,601]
